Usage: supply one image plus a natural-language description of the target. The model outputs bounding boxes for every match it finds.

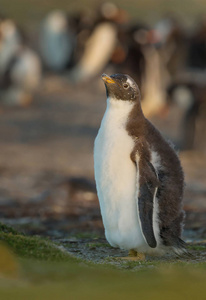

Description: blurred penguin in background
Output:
[108,21,167,118]
[110,23,149,88]
[0,18,21,76]
[0,18,41,106]
[166,79,206,151]
[157,15,206,151]
[69,2,128,83]
[154,14,188,79]
[166,83,197,149]
[68,9,95,64]
[39,10,75,72]
[68,0,167,119]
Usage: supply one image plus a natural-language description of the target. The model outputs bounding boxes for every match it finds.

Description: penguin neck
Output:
[101,97,133,130]
[107,96,142,108]
[107,95,143,113]
[125,100,146,138]
[105,97,145,123]
[105,96,134,119]
[103,97,145,132]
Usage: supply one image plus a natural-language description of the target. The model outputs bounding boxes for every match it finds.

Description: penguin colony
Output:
[94,73,186,258]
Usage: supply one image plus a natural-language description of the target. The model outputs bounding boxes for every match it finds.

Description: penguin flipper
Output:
[137,160,159,248]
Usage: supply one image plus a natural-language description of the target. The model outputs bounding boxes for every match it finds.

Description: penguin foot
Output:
[129,249,145,261]
[115,250,145,261]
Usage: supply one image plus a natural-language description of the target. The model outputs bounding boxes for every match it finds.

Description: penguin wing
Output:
[137,160,159,248]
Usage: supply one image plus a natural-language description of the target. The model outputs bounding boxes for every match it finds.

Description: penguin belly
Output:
[94,106,147,251]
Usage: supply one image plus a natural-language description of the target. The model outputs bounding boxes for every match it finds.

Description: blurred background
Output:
[0,0,206,246]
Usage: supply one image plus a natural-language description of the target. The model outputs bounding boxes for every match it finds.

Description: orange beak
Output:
[101,74,115,84]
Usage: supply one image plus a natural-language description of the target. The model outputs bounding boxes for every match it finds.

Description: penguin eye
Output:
[123,83,129,89]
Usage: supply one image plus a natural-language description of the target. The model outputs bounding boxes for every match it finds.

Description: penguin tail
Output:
[172,238,194,258]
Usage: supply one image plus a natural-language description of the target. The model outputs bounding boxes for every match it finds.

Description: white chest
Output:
[94,98,146,250]
[94,99,135,194]
[94,103,135,196]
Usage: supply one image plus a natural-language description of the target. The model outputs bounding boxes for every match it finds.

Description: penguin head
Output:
[102,73,141,102]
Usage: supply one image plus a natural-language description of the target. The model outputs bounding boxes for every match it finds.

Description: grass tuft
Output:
[0,223,76,263]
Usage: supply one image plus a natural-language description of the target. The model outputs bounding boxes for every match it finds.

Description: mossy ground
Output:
[1,222,206,300]
[0,223,77,262]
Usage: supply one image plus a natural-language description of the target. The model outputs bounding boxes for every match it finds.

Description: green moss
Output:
[71,232,101,239]
[1,223,206,299]
[188,244,206,251]
[86,242,113,249]
[1,263,206,300]
[0,229,76,263]
[0,222,23,236]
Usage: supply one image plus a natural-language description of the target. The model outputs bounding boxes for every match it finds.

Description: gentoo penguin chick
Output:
[94,73,186,259]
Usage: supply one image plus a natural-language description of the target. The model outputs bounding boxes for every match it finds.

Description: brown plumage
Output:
[127,100,185,249]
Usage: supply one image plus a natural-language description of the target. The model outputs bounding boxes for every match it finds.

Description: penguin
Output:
[0,19,41,106]
[39,10,75,72]
[94,73,186,259]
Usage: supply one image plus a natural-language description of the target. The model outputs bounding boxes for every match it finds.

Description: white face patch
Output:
[126,77,134,87]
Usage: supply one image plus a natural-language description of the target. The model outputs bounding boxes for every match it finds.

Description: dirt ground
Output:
[0,74,206,262]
